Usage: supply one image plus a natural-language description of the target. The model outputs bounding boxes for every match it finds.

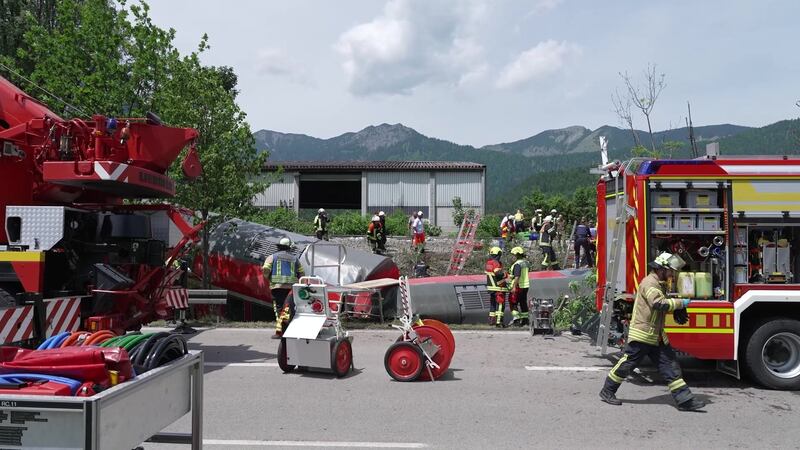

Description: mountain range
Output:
[253,119,800,211]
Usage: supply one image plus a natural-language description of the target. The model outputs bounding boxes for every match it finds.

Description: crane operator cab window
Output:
[734,224,800,285]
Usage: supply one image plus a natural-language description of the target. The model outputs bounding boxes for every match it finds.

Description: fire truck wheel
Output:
[744,319,800,390]
[0,288,15,308]
[384,341,423,382]
[331,339,353,378]
[277,338,296,373]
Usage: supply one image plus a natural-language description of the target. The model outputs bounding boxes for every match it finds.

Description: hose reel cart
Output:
[384,276,456,382]
[278,276,353,377]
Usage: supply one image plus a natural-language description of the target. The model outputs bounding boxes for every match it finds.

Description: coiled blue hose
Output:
[0,373,81,395]
[47,332,71,349]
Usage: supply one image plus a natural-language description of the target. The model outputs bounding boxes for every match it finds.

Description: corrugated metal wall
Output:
[253,173,295,208]
[252,169,484,230]
[367,171,429,208]
[435,171,482,207]
[436,171,483,232]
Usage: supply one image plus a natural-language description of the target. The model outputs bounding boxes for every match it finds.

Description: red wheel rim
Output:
[421,319,456,352]
[413,325,453,380]
[335,340,351,374]
[387,345,422,381]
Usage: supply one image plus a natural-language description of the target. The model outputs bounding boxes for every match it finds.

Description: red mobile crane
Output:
[0,75,203,343]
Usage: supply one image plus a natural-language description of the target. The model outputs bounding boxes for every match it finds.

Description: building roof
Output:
[263,160,485,171]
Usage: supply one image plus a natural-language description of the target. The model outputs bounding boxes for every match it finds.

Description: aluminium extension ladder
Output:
[446,212,481,275]
[595,171,635,355]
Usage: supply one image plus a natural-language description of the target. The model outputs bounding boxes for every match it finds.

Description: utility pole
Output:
[687,101,699,158]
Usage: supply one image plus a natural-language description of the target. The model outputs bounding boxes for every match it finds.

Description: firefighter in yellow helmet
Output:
[484,246,509,326]
[508,247,530,326]
[599,252,706,411]
[263,237,305,338]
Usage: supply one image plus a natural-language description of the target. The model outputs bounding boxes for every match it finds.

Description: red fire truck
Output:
[596,153,800,389]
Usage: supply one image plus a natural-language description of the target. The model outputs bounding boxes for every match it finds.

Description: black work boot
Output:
[677,398,706,411]
[599,388,622,406]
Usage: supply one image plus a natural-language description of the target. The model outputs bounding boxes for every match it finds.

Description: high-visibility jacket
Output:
[263,251,304,290]
[485,258,508,292]
[628,272,687,345]
[510,259,530,289]
[313,214,328,232]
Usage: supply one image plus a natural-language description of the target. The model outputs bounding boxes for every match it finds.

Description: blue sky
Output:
[148,0,799,146]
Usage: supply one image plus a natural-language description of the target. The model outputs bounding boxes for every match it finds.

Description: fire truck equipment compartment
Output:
[652,191,679,207]
[675,214,696,231]
[652,214,673,231]
[686,190,718,208]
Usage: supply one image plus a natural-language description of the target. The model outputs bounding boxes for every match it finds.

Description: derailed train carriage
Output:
[196,219,589,323]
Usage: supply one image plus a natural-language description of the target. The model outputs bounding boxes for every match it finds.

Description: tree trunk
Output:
[645,114,656,153]
[201,209,210,289]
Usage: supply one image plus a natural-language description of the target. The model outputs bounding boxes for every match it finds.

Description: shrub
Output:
[424,221,442,237]
[384,210,410,236]
[553,271,597,330]
[477,214,501,239]
[250,208,313,234]
[330,212,371,235]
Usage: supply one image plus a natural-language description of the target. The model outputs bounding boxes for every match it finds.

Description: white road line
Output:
[203,439,427,448]
[525,366,607,371]
[204,362,278,367]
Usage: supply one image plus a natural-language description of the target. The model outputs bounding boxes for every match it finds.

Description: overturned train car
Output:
[197,219,589,324]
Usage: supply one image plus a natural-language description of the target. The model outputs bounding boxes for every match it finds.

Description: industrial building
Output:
[254,161,486,231]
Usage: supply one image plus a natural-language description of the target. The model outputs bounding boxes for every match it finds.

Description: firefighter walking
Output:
[539,216,559,270]
[263,237,305,338]
[508,247,530,326]
[313,208,329,240]
[599,252,706,411]
[484,247,509,326]
[367,215,385,254]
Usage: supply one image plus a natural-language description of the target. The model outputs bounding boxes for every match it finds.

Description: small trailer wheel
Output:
[277,338,296,373]
[332,338,353,378]
[385,341,424,382]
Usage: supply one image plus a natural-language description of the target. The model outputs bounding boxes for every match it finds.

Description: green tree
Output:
[9,0,269,287]
[158,42,266,286]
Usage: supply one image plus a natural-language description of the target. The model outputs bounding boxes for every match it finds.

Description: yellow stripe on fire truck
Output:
[0,251,45,262]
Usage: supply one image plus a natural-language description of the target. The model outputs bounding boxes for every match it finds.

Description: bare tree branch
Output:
[619,63,665,153]
[611,89,642,147]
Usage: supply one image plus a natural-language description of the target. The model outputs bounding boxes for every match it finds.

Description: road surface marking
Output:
[525,366,606,371]
[205,362,278,367]
[204,439,427,448]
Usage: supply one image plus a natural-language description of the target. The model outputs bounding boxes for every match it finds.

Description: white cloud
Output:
[495,40,581,89]
[335,0,487,96]
[527,0,564,17]
[255,48,309,84]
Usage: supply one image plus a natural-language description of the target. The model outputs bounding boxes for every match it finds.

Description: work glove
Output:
[673,308,689,325]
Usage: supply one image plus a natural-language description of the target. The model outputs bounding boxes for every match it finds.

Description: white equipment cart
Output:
[277,276,353,377]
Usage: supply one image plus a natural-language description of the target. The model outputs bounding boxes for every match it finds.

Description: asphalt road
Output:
[143,327,800,449]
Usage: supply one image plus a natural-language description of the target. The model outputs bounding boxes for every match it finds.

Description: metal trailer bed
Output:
[0,350,203,449]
